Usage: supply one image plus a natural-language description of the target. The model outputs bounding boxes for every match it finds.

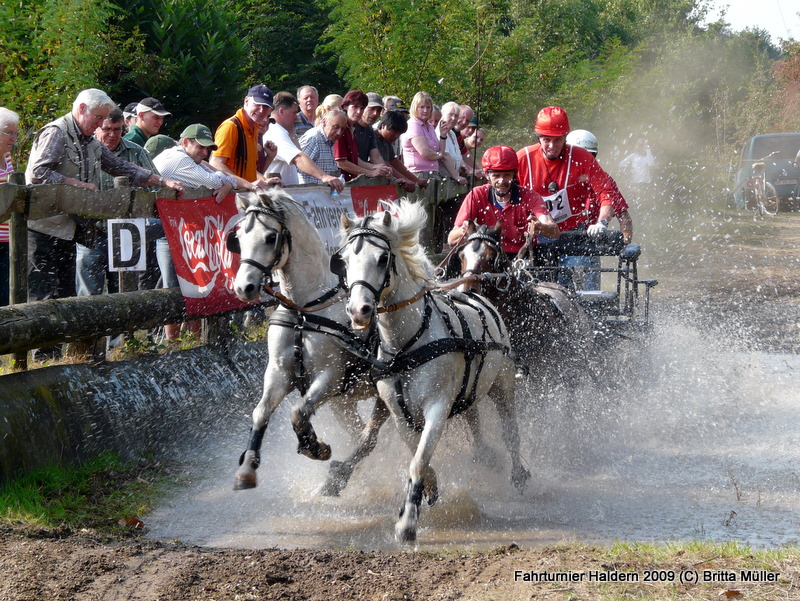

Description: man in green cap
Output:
[153,123,239,202]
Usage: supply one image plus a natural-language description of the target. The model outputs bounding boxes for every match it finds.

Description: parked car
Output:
[732,133,800,211]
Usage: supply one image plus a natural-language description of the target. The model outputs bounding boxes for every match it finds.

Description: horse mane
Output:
[347,200,435,284]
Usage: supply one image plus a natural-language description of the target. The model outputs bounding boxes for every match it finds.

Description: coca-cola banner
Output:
[156,194,250,315]
[350,185,399,218]
[157,184,398,315]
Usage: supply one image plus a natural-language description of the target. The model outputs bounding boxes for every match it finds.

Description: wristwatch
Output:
[600,219,609,226]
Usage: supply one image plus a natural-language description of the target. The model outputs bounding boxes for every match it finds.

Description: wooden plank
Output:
[0,288,188,354]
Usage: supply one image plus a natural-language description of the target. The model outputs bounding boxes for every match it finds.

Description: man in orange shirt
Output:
[211,85,278,190]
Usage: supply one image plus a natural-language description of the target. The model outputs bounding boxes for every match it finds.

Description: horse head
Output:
[458,221,506,293]
[228,189,294,302]
[335,201,430,330]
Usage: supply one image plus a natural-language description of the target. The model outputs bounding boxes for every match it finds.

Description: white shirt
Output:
[263,122,302,185]
[436,125,462,174]
[154,146,236,190]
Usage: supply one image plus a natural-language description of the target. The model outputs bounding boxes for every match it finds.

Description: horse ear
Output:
[234,192,250,212]
[341,212,351,229]
[490,222,503,235]
[465,220,476,234]
[382,211,391,226]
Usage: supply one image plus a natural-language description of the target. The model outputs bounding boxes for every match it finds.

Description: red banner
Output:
[349,185,398,218]
[156,194,254,315]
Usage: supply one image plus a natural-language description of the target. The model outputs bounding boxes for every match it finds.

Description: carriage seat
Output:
[620,243,641,261]
[575,290,618,306]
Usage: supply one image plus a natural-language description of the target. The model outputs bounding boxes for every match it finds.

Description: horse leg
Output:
[290,377,337,461]
[490,374,531,493]
[463,404,502,469]
[395,404,448,543]
[234,370,292,490]
[319,399,390,497]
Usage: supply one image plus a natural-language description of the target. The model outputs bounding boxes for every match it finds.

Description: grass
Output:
[0,451,173,534]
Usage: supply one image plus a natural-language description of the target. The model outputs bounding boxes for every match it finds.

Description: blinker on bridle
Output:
[331,226,397,299]
[547,181,558,194]
[226,204,292,277]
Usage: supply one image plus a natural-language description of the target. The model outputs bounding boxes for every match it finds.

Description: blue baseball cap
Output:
[247,84,274,108]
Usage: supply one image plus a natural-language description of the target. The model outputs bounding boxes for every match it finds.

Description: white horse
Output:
[229,188,388,495]
[332,201,530,542]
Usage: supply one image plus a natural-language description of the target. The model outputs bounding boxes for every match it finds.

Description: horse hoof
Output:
[298,439,332,461]
[424,483,439,507]
[511,466,531,493]
[317,460,354,497]
[233,474,257,490]
[395,523,417,543]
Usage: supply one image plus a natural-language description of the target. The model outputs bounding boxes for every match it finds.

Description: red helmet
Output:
[481,145,518,171]
[534,106,570,137]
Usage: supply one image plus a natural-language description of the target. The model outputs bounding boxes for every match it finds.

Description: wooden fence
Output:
[0,174,470,368]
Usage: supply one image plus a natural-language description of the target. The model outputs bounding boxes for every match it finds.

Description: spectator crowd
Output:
[1,83,633,358]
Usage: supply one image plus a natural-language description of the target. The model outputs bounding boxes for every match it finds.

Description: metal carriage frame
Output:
[513,230,658,339]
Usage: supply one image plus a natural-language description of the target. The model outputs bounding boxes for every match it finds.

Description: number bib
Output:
[542,187,572,223]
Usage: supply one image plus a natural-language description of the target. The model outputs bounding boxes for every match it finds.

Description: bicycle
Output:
[745,152,781,216]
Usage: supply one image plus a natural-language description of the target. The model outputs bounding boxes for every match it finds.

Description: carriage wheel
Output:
[761,183,781,215]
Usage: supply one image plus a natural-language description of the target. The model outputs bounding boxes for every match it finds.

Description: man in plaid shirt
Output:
[298,109,348,186]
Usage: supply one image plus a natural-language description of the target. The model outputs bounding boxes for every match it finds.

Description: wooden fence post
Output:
[7,173,28,369]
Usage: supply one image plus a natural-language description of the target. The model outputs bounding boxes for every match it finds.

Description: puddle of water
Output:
[145,315,800,550]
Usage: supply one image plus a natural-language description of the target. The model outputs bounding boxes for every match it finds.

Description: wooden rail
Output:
[0,174,471,365]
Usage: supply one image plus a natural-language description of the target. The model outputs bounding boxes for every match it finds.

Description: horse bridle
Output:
[330,226,397,300]
[226,204,293,278]
[461,229,506,276]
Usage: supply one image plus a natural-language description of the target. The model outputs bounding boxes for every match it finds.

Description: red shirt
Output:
[333,127,360,181]
[516,144,626,232]
[454,183,549,254]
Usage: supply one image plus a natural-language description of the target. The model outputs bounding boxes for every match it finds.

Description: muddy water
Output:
[146,197,800,551]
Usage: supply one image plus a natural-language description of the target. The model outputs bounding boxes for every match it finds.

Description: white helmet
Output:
[566,129,598,156]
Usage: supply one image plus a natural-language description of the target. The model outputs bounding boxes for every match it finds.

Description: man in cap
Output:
[264,91,344,191]
[211,84,277,190]
[355,92,391,168]
[74,107,161,299]
[154,124,237,202]
[383,96,409,115]
[123,102,138,130]
[154,124,241,339]
[294,85,319,138]
[124,97,171,147]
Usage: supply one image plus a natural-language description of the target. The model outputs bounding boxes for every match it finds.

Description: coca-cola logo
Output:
[177,214,238,292]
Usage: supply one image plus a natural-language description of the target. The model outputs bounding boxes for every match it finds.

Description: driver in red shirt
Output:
[447,145,559,256]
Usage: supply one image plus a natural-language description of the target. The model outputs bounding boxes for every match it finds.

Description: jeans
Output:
[0,242,8,306]
[76,237,119,296]
[156,237,179,288]
[139,219,164,290]
[27,230,76,301]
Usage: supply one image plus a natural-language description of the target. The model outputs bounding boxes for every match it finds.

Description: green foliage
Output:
[234,0,342,95]
[0,452,166,530]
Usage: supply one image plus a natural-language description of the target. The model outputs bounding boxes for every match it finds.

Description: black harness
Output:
[226,204,293,288]
[335,226,511,432]
[228,203,374,397]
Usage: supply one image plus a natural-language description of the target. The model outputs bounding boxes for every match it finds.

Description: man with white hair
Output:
[123,97,171,147]
[294,85,319,137]
[25,88,183,303]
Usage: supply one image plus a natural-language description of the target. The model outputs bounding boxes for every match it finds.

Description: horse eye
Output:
[377,252,389,267]
[265,232,277,245]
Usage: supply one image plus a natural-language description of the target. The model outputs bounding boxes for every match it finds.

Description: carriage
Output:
[512,230,658,341]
